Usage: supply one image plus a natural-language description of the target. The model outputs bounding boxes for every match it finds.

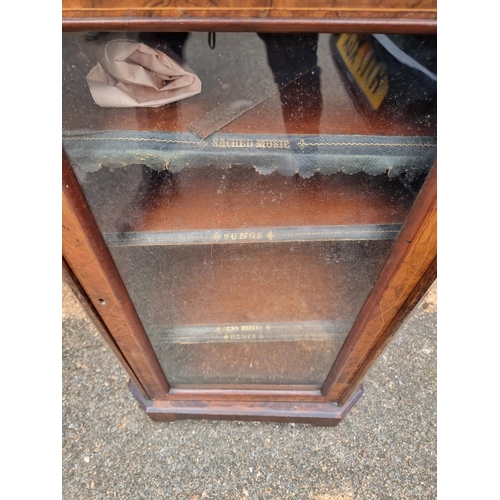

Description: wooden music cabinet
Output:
[62,1,437,426]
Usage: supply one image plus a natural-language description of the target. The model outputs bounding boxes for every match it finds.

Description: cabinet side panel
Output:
[322,164,436,403]
[62,258,150,401]
[62,152,170,399]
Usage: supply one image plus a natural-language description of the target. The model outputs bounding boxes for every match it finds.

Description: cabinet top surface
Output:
[62,1,437,33]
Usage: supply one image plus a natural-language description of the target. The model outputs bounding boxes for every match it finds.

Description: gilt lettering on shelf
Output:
[63,131,436,179]
[104,224,402,247]
[212,138,291,149]
[148,321,352,344]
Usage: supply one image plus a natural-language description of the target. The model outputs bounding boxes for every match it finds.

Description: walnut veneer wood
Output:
[63,0,437,34]
[129,379,365,426]
[322,163,437,404]
[63,152,170,399]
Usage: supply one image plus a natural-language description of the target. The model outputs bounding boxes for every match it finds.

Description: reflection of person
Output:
[137,32,190,59]
[117,166,178,234]
[258,34,323,135]
[135,33,190,189]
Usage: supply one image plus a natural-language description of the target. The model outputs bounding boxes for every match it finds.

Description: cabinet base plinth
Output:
[128,381,363,426]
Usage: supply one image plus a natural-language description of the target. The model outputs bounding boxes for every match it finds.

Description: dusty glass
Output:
[63,31,436,388]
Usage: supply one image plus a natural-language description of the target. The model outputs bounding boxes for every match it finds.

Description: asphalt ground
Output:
[62,280,436,500]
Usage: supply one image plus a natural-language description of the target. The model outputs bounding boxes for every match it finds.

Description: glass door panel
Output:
[62,31,436,389]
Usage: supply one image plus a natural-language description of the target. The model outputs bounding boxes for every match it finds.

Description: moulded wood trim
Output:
[321,163,437,403]
[62,17,437,34]
[130,380,364,425]
[334,257,437,405]
[167,387,326,403]
[62,0,436,33]
[63,257,150,402]
[62,150,171,399]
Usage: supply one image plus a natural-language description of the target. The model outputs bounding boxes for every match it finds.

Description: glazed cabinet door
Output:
[62,31,436,405]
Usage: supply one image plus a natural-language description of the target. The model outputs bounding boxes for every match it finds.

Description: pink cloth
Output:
[86,40,201,108]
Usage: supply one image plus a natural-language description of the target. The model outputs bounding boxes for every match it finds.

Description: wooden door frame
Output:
[322,163,437,405]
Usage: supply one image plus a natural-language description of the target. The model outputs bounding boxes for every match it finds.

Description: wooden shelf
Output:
[75,157,414,389]
[82,165,416,239]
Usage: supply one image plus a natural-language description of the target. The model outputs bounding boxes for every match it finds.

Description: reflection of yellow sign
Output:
[336,33,389,110]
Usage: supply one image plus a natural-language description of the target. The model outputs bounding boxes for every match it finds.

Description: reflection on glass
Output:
[62,32,436,388]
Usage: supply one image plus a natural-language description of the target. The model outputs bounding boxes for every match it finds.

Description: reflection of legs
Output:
[258,33,319,86]
[140,34,191,172]
[118,167,178,233]
[258,34,322,135]
[133,32,189,192]
[279,68,322,136]
[141,168,177,198]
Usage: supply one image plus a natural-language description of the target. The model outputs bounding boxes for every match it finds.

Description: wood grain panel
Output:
[322,163,437,403]
[130,379,364,425]
[335,258,436,403]
[62,151,170,399]
[62,257,150,401]
[63,0,437,33]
